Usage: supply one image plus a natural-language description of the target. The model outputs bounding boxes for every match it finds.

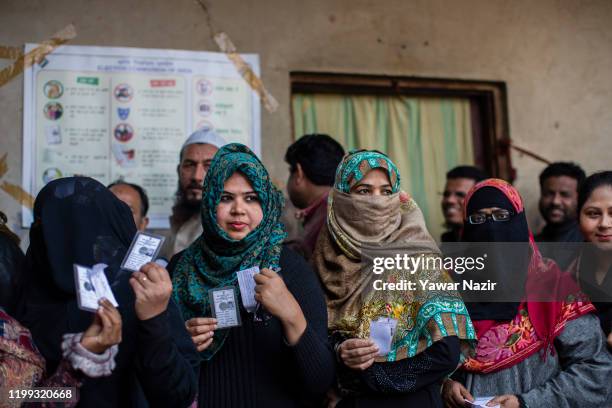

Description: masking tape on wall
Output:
[1,182,35,210]
[0,24,76,88]
[214,32,279,113]
[0,154,35,209]
[0,154,7,179]
[0,46,24,60]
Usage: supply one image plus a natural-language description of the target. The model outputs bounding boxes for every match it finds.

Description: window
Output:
[291,72,512,240]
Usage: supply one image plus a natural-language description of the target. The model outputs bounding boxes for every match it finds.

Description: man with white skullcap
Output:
[160,128,227,259]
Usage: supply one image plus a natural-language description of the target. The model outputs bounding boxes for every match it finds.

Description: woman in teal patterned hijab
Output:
[333,149,400,194]
[170,143,336,407]
[171,143,286,359]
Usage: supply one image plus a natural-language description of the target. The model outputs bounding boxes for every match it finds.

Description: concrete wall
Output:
[1,0,611,245]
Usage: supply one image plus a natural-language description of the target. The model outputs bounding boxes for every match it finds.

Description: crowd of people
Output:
[0,129,610,407]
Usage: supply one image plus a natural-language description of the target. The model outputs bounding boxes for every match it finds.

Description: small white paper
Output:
[111,143,127,165]
[74,263,119,312]
[90,263,119,307]
[154,258,168,268]
[121,232,165,272]
[236,266,259,313]
[369,317,398,356]
[75,264,100,312]
[465,397,499,408]
[209,287,240,328]
[45,125,62,144]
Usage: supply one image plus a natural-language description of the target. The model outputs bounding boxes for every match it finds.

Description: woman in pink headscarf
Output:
[442,179,612,408]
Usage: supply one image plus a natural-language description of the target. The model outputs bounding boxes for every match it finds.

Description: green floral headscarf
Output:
[314,149,475,363]
[334,149,401,194]
[172,143,286,360]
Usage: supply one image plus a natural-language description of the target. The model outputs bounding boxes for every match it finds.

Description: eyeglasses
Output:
[467,210,513,224]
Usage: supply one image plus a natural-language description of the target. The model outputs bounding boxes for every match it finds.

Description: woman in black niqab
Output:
[15,177,199,408]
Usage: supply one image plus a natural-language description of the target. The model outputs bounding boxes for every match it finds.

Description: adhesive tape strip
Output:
[0,24,76,88]
[214,32,279,113]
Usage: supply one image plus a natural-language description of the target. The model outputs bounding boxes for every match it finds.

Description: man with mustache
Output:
[440,166,487,242]
[108,180,150,232]
[160,128,227,260]
[536,162,586,241]
[535,162,586,268]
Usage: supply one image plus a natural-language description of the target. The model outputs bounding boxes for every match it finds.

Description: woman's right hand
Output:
[442,379,474,408]
[129,262,173,321]
[337,338,379,371]
[80,298,122,354]
[186,317,217,352]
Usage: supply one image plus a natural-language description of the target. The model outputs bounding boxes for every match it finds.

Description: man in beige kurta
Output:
[160,128,227,261]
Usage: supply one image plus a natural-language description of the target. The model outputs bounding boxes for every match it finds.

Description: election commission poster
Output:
[22,44,261,228]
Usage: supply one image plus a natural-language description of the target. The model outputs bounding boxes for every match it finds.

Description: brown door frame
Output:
[290,72,513,181]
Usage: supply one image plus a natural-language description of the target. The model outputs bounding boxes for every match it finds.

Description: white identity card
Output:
[236,266,259,313]
[121,232,165,272]
[209,287,241,329]
[465,397,500,408]
[74,263,119,312]
[369,317,398,356]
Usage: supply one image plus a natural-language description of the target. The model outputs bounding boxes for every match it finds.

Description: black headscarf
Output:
[16,177,137,370]
[462,186,530,321]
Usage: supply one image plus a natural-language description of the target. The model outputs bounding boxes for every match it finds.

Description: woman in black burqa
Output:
[15,177,199,407]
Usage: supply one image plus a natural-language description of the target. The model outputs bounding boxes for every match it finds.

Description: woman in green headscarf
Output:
[313,150,476,407]
[170,143,335,408]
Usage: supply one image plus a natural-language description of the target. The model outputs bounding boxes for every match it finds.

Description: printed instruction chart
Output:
[22,44,261,228]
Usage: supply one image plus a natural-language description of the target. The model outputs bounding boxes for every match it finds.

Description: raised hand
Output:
[185,317,217,352]
[254,268,306,345]
[129,262,173,320]
[80,298,122,354]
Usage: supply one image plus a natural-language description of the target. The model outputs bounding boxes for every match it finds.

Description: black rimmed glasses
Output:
[467,210,513,224]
